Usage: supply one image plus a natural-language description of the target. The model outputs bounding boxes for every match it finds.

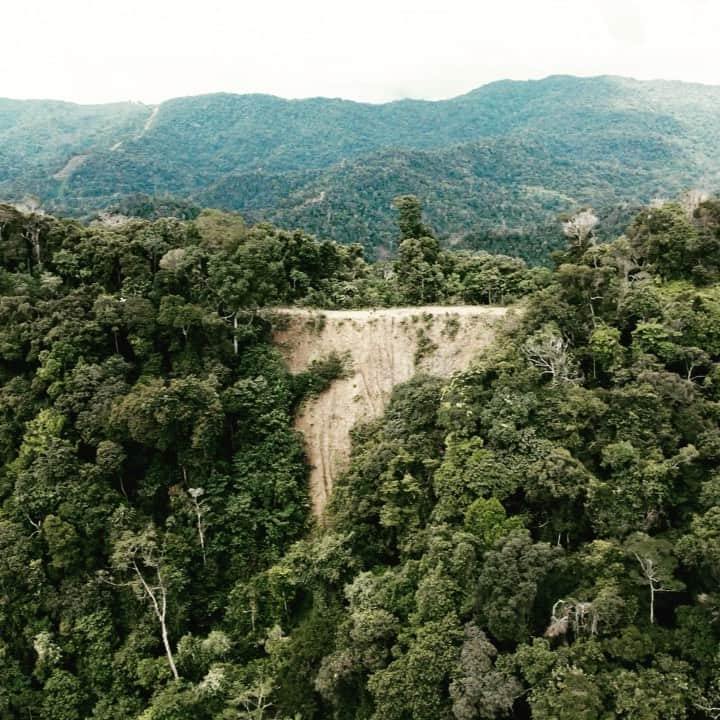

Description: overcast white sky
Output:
[2,0,718,104]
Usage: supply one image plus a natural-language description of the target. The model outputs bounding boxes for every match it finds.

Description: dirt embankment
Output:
[273,306,510,519]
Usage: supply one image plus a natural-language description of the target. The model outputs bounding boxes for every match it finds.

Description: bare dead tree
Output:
[694,700,720,719]
[546,598,598,638]
[523,328,579,383]
[215,308,258,356]
[107,526,180,679]
[563,209,599,251]
[188,487,207,566]
[133,558,178,679]
[97,211,131,228]
[234,677,276,720]
[633,552,670,625]
[26,515,42,538]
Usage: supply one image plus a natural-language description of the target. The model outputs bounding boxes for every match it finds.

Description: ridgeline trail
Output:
[273,306,512,519]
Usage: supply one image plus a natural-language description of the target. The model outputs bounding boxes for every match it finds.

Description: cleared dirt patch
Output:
[141,106,160,135]
[273,306,510,519]
[53,154,88,180]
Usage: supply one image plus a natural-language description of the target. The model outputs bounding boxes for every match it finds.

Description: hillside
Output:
[0,98,151,186]
[3,198,720,717]
[273,306,510,517]
[3,75,720,259]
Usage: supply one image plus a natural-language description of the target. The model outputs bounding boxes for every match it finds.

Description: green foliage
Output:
[477,530,561,642]
[0,206,359,716]
[6,77,720,262]
[449,623,520,720]
[298,194,720,719]
[3,191,720,719]
[367,614,462,720]
[392,195,431,242]
[463,498,524,553]
[291,352,351,402]
[413,328,438,366]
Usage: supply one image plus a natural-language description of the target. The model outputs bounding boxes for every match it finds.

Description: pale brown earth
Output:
[141,106,160,135]
[53,154,88,180]
[273,306,511,519]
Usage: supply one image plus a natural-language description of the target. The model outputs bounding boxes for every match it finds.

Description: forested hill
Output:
[4,75,720,260]
[5,192,720,717]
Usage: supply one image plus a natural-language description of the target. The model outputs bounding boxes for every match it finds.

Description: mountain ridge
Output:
[3,74,720,260]
[7,72,720,108]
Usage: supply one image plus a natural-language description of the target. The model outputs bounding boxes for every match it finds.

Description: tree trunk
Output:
[192,495,206,566]
[30,227,42,271]
[233,312,239,356]
[159,591,180,680]
[134,562,180,680]
[650,584,655,625]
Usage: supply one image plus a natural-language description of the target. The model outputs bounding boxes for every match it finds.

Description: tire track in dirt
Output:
[273,306,511,519]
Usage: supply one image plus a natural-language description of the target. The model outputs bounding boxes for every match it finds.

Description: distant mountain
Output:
[3,76,720,260]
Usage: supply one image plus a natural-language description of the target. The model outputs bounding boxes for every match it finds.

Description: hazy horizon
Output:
[4,72,720,107]
[2,0,718,105]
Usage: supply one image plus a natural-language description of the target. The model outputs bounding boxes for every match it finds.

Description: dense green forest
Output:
[3,75,720,260]
[3,193,720,718]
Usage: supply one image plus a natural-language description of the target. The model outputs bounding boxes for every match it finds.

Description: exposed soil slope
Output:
[273,306,510,519]
[52,154,88,180]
